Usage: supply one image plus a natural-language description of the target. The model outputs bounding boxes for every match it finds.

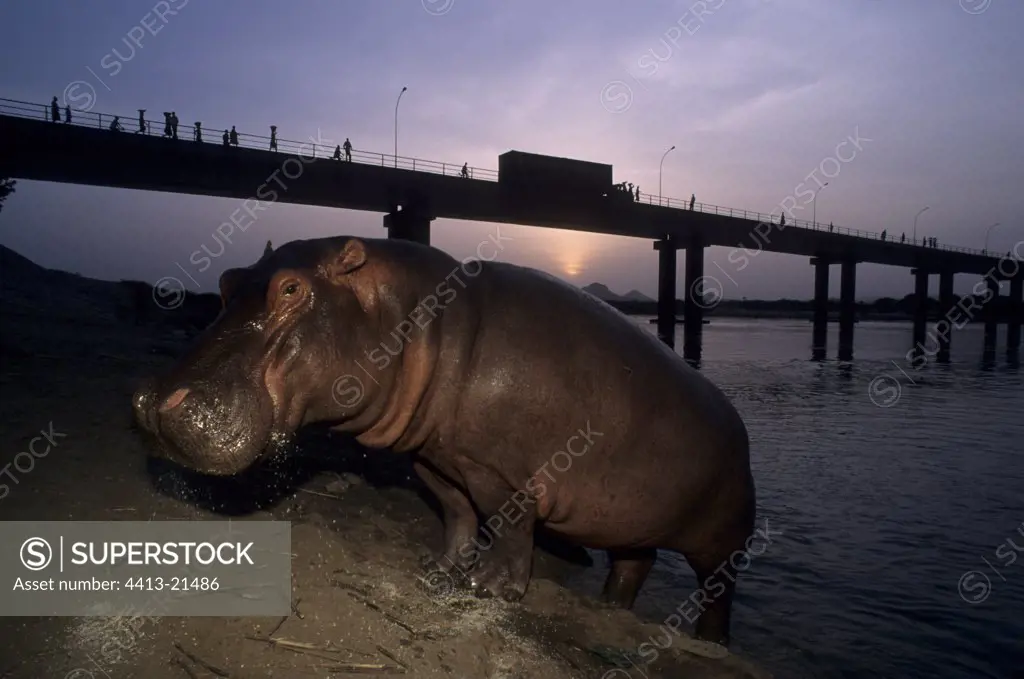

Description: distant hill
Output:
[0,243,222,361]
[581,283,653,303]
[620,289,653,302]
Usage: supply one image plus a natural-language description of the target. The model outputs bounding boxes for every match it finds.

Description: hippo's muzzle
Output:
[132,376,274,476]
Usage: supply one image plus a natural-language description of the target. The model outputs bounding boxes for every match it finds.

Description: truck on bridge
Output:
[498,150,613,201]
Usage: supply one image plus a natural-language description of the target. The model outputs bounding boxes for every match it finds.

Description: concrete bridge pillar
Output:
[655,236,678,349]
[938,271,955,362]
[838,260,857,360]
[811,257,830,358]
[984,277,999,353]
[912,269,930,351]
[683,242,705,366]
[383,206,433,245]
[1008,276,1022,354]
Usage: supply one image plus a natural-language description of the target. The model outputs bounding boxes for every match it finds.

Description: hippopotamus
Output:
[132,235,756,645]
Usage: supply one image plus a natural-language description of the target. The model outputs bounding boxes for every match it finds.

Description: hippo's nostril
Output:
[159,387,192,413]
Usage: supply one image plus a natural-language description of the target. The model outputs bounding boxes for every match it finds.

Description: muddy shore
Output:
[0,246,770,678]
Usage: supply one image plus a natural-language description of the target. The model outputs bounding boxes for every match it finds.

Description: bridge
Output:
[0,97,1020,363]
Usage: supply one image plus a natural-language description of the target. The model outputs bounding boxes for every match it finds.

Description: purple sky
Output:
[1,0,1022,300]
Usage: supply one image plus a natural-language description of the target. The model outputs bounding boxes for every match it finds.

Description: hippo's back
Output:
[462,259,748,458]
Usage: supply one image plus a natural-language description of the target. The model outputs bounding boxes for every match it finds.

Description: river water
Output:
[578,317,1023,679]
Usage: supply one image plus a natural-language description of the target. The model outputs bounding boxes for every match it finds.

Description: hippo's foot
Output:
[467,551,531,602]
[417,554,472,599]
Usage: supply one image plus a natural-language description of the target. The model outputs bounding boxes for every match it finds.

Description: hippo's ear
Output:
[326,238,368,281]
[219,267,246,307]
[259,240,273,261]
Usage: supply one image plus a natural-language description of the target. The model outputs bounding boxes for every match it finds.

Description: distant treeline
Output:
[604,292,1021,322]
[119,280,221,330]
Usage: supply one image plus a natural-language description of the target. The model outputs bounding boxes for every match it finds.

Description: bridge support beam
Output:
[912,269,929,352]
[984,277,999,353]
[655,236,677,349]
[838,260,857,361]
[383,206,433,245]
[938,271,955,362]
[683,242,705,366]
[811,257,830,359]
[1008,276,1022,354]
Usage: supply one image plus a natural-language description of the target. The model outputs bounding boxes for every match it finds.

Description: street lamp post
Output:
[394,86,407,169]
[913,206,930,245]
[658,145,675,207]
[812,182,829,227]
[984,222,1001,254]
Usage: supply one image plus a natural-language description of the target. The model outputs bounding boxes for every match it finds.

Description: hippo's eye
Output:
[284,283,299,296]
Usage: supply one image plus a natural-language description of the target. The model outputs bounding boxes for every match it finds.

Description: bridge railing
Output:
[0,97,499,182]
[638,192,996,257]
[0,97,1006,260]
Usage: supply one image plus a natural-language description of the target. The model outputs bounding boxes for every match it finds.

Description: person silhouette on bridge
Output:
[881,229,887,241]
[780,213,786,226]
[136,109,146,134]
[229,126,239,146]
[343,138,352,161]
[333,144,341,160]
[269,125,278,151]
[900,232,905,244]
[829,222,834,233]
[109,116,124,132]
[635,185,641,201]
[170,112,179,139]
[51,97,60,123]
[689,193,695,210]
[461,163,469,178]
[162,113,171,137]
[222,129,230,147]
[194,121,202,142]
[63,104,71,124]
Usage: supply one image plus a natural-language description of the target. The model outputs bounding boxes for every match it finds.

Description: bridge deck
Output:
[0,97,1013,278]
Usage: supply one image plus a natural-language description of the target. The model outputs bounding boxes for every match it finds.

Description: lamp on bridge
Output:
[913,206,929,245]
[394,86,408,169]
[659,145,676,207]
[983,222,1001,254]
[812,182,829,227]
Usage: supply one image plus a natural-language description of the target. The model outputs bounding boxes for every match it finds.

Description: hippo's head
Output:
[133,237,382,475]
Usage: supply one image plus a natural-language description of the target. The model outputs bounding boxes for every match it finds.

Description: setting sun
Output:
[547,228,608,280]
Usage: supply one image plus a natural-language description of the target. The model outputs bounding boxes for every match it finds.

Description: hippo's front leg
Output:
[413,460,479,579]
[459,462,537,602]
